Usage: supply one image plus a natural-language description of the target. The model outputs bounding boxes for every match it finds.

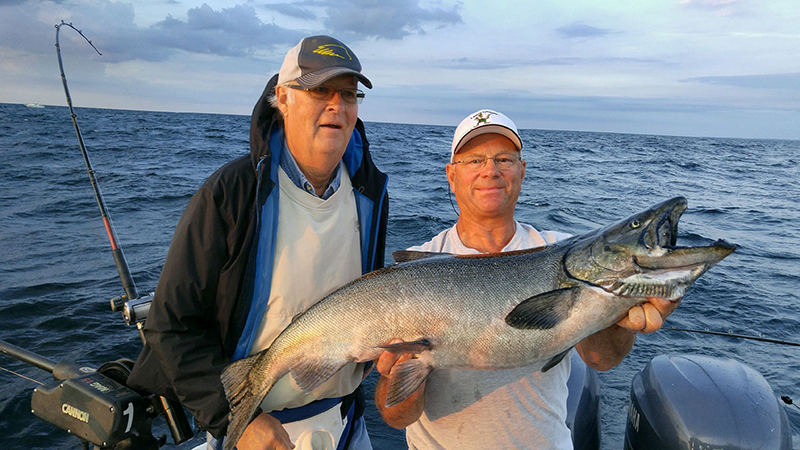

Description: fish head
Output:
[563,196,736,301]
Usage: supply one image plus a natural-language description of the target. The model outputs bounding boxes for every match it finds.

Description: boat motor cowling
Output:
[625,354,792,450]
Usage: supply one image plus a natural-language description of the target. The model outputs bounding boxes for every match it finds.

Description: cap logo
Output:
[472,110,496,126]
[313,44,352,60]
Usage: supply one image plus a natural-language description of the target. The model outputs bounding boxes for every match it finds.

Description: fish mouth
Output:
[566,197,737,301]
[637,197,736,270]
[644,196,685,250]
[636,239,737,270]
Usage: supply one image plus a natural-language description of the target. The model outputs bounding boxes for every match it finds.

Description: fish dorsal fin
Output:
[505,287,580,329]
[392,250,453,263]
[393,245,550,264]
[385,358,433,408]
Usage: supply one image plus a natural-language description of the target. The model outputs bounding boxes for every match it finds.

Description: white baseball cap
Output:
[450,109,522,163]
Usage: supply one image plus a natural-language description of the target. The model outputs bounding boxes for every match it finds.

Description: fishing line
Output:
[0,366,44,385]
[448,189,459,218]
[666,326,800,347]
[781,396,800,413]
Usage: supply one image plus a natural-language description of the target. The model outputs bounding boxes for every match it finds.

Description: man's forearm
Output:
[375,375,426,429]
[576,324,636,372]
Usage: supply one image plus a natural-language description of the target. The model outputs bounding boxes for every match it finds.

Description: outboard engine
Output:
[566,351,601,450]
[625,354,792,449]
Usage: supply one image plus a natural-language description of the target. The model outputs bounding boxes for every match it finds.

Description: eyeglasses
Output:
[286,85,365,104]
[452,153,522,171]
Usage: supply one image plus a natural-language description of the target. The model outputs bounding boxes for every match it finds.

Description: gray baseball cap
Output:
[277,35,372,89]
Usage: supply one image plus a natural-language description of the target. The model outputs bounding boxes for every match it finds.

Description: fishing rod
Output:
[53,20,192,445]
[55,21,139,303]
[665,326,800,347]
[0,21,194,449]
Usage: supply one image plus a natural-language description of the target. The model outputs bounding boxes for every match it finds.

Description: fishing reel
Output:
[107,293,195,448]
[1,336,193,450]
[31,359,157,449]
[2,290,191,449]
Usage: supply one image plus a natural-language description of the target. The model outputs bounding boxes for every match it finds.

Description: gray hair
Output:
[268,84,295,116]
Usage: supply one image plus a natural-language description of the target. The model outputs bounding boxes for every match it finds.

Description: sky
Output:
[1,0,799,140]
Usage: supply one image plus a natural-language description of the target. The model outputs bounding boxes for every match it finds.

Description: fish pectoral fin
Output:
[505,287,579,330]
[542,348,572,373]
[291,358,350,393]
[392,250,452,264]
[385,359,432,409]
[377,338,433,353]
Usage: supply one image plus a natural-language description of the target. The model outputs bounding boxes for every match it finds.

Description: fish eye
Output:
[630,220,641,229]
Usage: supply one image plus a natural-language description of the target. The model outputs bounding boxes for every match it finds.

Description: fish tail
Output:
[221,355,274,450]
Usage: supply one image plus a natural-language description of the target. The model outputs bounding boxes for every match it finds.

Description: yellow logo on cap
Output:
[313,44,352,60]
[472,111,496,126]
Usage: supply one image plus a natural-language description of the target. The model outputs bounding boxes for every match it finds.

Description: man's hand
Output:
[617,297,682,333]
[374,340,426,429]
[234,412,295,450]
[577,297,682,371]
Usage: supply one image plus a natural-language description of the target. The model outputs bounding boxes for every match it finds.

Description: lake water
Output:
[1,102,799,448]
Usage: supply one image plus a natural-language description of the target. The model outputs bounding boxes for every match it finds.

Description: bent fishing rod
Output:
[55,21,139,304]
[0,22,193,449]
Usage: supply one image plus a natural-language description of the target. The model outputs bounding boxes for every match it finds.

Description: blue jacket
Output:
[128,74,389,437]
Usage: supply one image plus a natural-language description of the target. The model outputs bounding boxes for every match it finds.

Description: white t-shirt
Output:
[405,222,575,450]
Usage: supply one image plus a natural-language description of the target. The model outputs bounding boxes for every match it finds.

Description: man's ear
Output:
[275,85,290,117]
[445,164,456,193]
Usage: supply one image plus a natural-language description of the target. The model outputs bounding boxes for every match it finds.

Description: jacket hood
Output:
[249,74,280,171]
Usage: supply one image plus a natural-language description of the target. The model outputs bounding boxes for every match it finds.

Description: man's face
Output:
[446,133,526,222]
[276,75,359,175]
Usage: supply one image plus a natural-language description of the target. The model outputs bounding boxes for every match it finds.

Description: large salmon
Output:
[221,196,735,449]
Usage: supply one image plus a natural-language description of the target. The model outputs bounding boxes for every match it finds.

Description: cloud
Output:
[679,0,744,16]
[0,1,305,63]
[262,2,318,20]
[681,73,800,90]
[556,23,613,39]
[438,56,663,71]
[323,0,463,40]
[146,4,303,58]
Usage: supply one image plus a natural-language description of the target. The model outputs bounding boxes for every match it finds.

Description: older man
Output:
[375,110,677,449]
[128,36,388,450]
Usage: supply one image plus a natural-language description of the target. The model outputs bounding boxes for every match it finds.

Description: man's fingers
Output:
[377,351,401,375]
[640,302,664,334]
[617,298,683,334]
[618,305,646,331]
[377,338,415,375]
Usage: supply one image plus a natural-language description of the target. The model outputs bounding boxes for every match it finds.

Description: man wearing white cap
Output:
[128,36,388,450]
[374,110,678,449]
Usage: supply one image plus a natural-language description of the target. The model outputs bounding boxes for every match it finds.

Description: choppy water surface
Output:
[1,102,799,448]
